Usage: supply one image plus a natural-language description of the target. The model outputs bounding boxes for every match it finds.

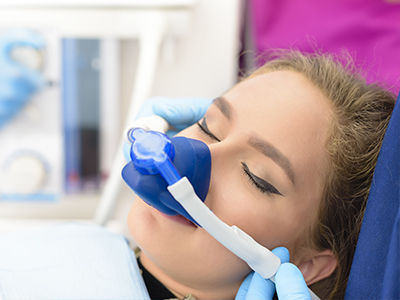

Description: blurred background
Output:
[0,0,398,241]
[0,0,243,239]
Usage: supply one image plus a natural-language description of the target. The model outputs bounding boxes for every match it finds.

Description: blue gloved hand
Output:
[0,28,46,128]
[123,96,212,160]
[235,247,311,300]
[135,96,213,134]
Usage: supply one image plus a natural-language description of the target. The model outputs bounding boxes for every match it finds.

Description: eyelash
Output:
[197,119,282,196]
[242,163,282,196]
[197,119,221,142]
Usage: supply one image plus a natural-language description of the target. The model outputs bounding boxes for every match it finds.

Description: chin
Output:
[127,197,251,295]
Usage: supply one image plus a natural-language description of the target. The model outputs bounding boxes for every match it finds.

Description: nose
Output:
[204,138,239,206]
[207,138,238,170]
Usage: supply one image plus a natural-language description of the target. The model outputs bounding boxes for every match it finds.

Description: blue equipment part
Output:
[345,92,400,299]
[122,128,211,224]
[0,28,46,128]
[127,128,180,184]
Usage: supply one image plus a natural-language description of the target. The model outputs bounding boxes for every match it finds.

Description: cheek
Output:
[127,197,154,248]
[206,173,314,254]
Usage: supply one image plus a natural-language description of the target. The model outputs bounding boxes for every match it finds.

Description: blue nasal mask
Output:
[122,127,211,224]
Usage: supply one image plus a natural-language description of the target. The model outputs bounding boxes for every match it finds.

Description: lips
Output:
[160,212,197,227]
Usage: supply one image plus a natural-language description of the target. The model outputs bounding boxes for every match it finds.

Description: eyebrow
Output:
[213,96,295,185]
[248,135,296,185]
[213,97,232,120]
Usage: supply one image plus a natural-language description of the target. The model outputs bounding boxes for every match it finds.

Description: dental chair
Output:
[344,91,400,300]
[0,93,398,299]
[0,223,150,300]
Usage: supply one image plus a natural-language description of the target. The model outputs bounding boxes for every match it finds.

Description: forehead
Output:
[223,70,333,190]
[226,71,324,109]
[223,71,332,132]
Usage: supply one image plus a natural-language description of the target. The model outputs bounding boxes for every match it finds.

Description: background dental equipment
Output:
[0,28,63,203]
[0,0,241,227]
[0,28,45,128]
[122,125,319,300]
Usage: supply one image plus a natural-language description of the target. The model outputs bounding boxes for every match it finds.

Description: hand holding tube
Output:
[235,247,312,300]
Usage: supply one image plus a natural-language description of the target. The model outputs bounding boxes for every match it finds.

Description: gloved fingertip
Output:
[153,102,181,122]
[245,272,275,300]
[234,272,254,300]
[189,97,213,121]
[152,96,212,125]
[276,263,311,300]
[277,263,303,279]
[272,247,290,263]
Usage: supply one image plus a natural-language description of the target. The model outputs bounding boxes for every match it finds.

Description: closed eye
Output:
[197,118,221,142]
[241,162,283,196]
[197,119,281,196]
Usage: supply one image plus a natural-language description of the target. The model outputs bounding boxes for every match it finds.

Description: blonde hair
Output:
[246,50,396,299]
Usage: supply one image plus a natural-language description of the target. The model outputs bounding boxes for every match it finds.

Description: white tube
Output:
[168,177,321,300]
[168,177,280,279]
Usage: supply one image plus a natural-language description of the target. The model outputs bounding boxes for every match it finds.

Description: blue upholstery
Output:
[345,92,400,299]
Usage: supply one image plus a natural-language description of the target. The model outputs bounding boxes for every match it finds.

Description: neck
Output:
[139,253,239,300]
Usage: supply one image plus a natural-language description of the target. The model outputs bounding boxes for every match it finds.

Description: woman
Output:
[126,50,396,299]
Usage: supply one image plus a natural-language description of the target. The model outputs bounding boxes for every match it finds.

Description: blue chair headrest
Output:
[345,92,400,299]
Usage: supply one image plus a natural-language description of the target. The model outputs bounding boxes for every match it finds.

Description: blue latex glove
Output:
[135,96,213,134]
[0,29,46,128]
[124,96,212,160]
[235,247,312,300]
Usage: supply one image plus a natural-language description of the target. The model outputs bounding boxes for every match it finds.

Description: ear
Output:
[296,249,338,285]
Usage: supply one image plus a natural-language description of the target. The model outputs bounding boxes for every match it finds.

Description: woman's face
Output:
[128,71,334,299]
